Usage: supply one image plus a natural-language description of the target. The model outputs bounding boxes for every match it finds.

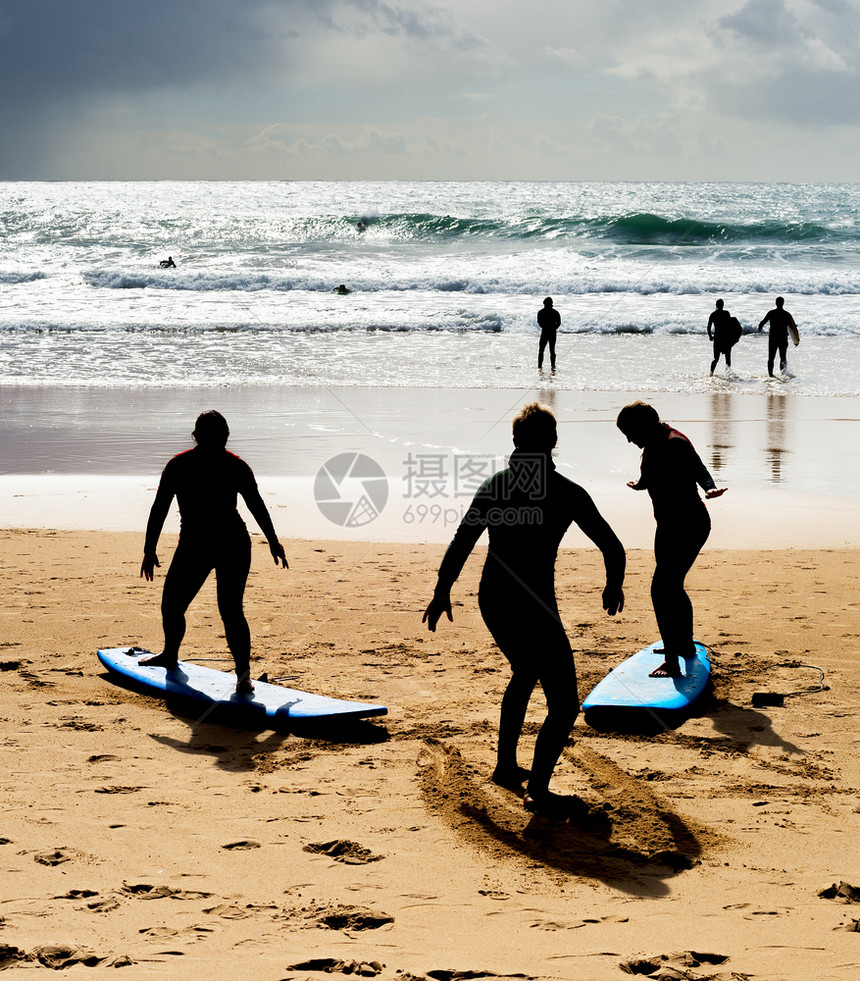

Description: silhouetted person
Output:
[139,410,288,694]
[758,296,796,377]
[537,296,560,372]
[423,403,625,818]
[616,401,725,679]
[333,284,351,294]
[707,298,733,375]
[159,256,176,268]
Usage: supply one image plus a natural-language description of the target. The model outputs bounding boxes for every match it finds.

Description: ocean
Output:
[2,180,859,395]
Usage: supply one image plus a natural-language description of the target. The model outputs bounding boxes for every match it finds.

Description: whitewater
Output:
[1,180,859,395]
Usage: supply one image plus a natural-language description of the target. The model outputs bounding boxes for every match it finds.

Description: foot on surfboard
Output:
[235,676,255,695]
[139,652,179,670]
[491,764,530,793]
[649,660,682,678]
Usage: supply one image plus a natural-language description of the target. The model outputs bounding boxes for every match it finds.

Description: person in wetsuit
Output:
[537,296,560,372]
[758,296,796,377]
[159,256,176,268]
[139,410,288,694]
[707,298,733,375]
[423,403,625,818]
[616,401,725,679]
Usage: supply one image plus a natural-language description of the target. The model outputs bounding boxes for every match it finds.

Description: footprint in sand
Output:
[122,883,212,901]
[303,839,383,864]
[221,840,261,850]
[308,904,394,932]
[31,944,105,970]
[620,950,729,977]
[33,848,73,867]
[285,959,384,977]
[819,880,860,903]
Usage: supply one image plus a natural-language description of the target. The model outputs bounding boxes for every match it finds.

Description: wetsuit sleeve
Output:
[433,484,491,598]
[707,312,715,338]
[567,484,626,590]
[143,462,177,555]
[758,311,770,329]
[237,463,280,546]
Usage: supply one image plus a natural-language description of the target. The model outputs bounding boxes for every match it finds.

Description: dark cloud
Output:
[0,0,294,111]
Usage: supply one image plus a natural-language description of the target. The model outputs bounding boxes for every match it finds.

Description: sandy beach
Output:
[2,383,859,980]
[1,527,859,980]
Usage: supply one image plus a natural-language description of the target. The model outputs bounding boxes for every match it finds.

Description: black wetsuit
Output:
[708,307,733,370]
[537,306,561,370]
[633,426,716,656]
[144,446,272,678]
[758,307,796,375]
[433,451,624,791]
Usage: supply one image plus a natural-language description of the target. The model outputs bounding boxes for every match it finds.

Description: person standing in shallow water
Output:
[423,403,625,819]
[537,296,560,372]
[616,401,725,679]
[139,410,288,694]
[707,298,733,375]
[758,296,797,377]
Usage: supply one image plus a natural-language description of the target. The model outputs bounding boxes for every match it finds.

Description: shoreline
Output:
[2,384,858,548]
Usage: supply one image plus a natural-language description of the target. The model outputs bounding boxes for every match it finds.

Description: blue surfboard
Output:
[97,647,387,730]
[582,641,711,734]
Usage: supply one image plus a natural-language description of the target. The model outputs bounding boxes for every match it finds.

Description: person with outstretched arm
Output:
[423,403,625,819]
[139,410,288,694]
[617,401,725,679]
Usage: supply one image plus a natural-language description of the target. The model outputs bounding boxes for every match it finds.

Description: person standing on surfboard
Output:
[758,296,797,377]
[616,401,725,679]
[139,410,288,694]
[423,403,626,819]
[707,298,734,375]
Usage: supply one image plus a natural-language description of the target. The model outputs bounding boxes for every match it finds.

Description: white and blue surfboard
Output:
[98,647,387,729]
[582,641,711,734]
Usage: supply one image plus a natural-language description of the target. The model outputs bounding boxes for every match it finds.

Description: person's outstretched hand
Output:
[270,540,289,568]
[602,584,624,616]
[705,487,727,499]
[422,595,452,632]
[140,553,160,581]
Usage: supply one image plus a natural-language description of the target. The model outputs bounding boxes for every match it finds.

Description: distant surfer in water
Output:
[758,296,797,377]
[333,284,351,295]
[159,256,176,268]
[423,403,625,818]
[537,296,560,372]
[616,401,725,679]
[139,410,288,694]
[707,298,733,375]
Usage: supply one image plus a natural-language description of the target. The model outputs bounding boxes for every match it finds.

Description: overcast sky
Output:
[2,0,859,180]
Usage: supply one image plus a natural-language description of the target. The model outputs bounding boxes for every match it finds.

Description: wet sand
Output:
[1,384,858,548]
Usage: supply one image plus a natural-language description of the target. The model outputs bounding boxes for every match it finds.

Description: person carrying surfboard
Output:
[616,401,726,680]
[758,296,798,377]
[707,298,736,375]
[139,410,288,694]
[423,403,626,819]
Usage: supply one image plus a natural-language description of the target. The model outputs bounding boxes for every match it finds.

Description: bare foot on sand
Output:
[491,764,530,792]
